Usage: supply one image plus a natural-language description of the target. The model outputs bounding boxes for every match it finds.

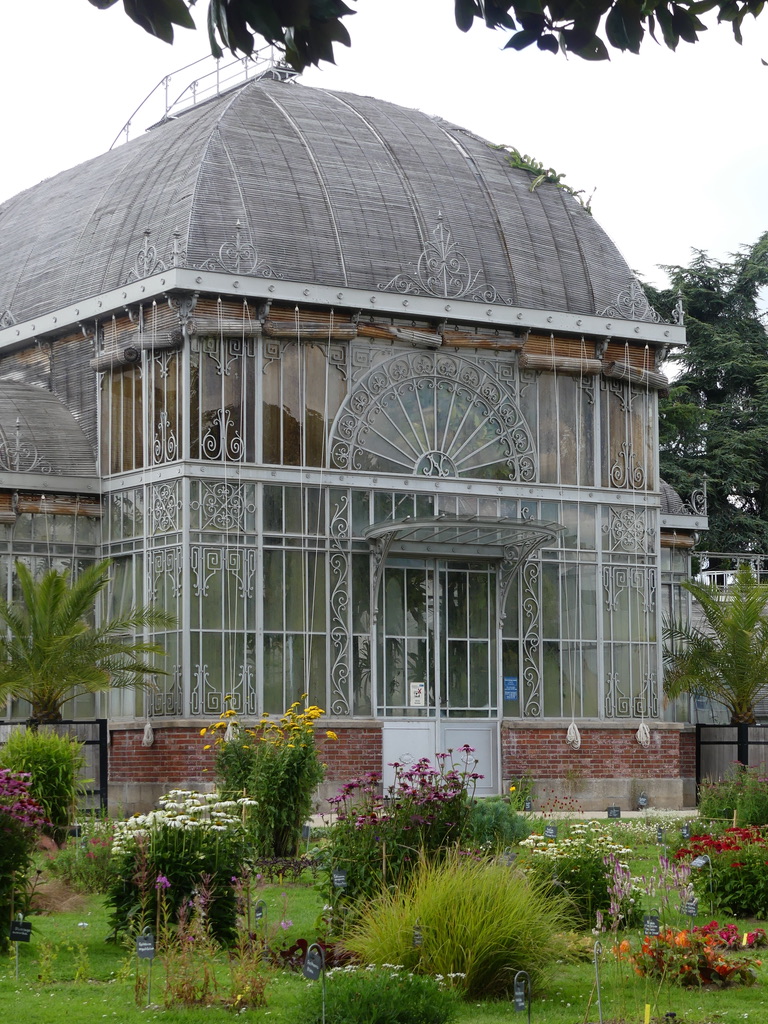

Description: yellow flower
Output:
[203,744,212,751]
[326,730,338,741]
[509,785,516,792]
[200,727,207,736]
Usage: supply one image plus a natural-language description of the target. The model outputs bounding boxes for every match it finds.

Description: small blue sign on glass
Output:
[503,676,519,701]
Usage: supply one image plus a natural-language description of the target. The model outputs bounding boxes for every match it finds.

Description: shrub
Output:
[106,789,252,944]
[675,826,768,917]
[294,965,458,1024]
[0,768,47,951]
[619,926,761,987]
[343,852,574,998]
[324,750,481,912]
[0,727,85,843]
[206,697,327,857]
[699,766,768,825]
[518,820,639,929]
[48,816,118,894]
[465,796,530,850]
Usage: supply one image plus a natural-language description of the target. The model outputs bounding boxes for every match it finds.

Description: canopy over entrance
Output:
[364,515,563,624]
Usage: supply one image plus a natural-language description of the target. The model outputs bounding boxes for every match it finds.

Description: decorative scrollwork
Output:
[196,220,281,277]
[153,411,178,464]
[379,215,512,303]
[330,350,536,481]
[521,560,541,717]
[609,441,646,490]
[0,418,52,474]
[126,229,168,283]
[602,564,656,614]
[605,667,659,718]
[201,408,244,462]
[0,309,15,328]
[603,507,652,553]
[191,482,256,532]
[148,483,182,534]
[147,546,183,601]
[329,493,352,716]
[597,278,666,324]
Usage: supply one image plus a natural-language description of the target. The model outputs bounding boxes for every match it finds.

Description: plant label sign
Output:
[607,805,621,819]
[412,925,423,947]
[136,933,155,960]
[9,921,31,943]
[524,797,533,812]
[643,914,660,937]
[513,980,527,1012]
[302,824,311,841]
[544,823,557,839]
[681,823,691,840]
[683,897,699,917]
[637,793,648,809]
[656,826,665,844]
[303,949,323,981]
[332,868,347,889]
[254,901,265,921]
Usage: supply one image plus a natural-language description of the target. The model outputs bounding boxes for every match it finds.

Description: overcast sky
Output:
[2,1,767,289]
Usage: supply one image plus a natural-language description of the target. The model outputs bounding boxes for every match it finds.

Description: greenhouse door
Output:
[378,560,499,796]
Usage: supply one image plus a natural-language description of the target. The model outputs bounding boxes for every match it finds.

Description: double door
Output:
[378,559,499,795]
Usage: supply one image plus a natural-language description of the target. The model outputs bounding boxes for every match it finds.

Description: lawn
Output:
[3,817,768,1024]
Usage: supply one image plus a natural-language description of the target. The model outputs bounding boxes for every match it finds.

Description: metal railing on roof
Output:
[109,47,298,150]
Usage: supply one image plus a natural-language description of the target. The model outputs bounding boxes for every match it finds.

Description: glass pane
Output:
[468,573,488,638]
[384,570,405,636]
[469,641,489,707]
[263,550,283,630]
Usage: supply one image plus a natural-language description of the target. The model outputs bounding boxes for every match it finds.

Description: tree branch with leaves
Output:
[89,0,768,69]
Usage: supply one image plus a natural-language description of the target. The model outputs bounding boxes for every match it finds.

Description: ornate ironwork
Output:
[603,507,652,554]
[605,668,659,718]
[148,482,182,534]
[329,492,352,716]
[380,215,512,303]
[602,564,656,614]
[149,664,183,717]
[153,411,178,464]
[330,351,536,481]
[521,560,541,717]
[0,417,51,474]
[609,440,646,490]
[126,229,168,283]
[597,278,665,323]
[147,546,183,601]
[201,408,244,461]
[191,482,256,532]
[196,220,281,277]
[0,309,15,328]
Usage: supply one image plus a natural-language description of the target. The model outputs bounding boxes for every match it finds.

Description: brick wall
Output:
[502,725,692,779]
[109,723,382,789]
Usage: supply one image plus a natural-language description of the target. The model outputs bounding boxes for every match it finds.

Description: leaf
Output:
[504,28,541,49]
[454,0,482,32]
[537,32,560,51]
[606,1,646,52]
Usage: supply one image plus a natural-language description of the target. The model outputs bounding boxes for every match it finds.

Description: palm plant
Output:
[0,559,175,725]
[663,563,768,725]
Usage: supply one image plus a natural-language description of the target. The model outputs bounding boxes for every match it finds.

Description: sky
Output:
[1,1,767,289]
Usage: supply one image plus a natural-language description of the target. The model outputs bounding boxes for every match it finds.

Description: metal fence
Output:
[696,723,768,788]
[0,719,108,815]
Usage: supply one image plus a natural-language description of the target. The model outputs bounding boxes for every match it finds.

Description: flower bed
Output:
[619,925,763,987]
[674,826,768,917]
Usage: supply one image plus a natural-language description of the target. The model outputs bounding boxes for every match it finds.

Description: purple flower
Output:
[155,874,171,890]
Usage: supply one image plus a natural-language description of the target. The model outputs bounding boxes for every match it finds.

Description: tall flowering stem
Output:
[0,768,48,951]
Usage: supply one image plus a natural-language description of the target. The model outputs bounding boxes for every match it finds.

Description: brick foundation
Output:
[108,719,695,815]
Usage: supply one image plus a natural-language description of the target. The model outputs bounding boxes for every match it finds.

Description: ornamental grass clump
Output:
[0,768,48,951]
[106,788,252,944]
[0,727,85,843]
[343,852,574,998]
[204,696,328,857]
[518,820,638,929]
[293,965,458,1024]
[324,749,480,910]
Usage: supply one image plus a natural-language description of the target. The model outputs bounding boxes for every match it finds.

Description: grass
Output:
[4,820,768,1023]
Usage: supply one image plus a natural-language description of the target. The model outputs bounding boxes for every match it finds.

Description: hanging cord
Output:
[636,344,652,749]
[549,334,581,751]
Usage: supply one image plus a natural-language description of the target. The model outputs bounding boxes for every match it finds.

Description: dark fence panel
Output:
[696,723,768,789]
[0,719,108,815]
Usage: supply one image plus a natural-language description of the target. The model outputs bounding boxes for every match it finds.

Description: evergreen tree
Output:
[653,233,768,555]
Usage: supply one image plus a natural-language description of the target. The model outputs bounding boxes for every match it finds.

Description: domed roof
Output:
[0,381,96,478]
[0,77,646,326]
